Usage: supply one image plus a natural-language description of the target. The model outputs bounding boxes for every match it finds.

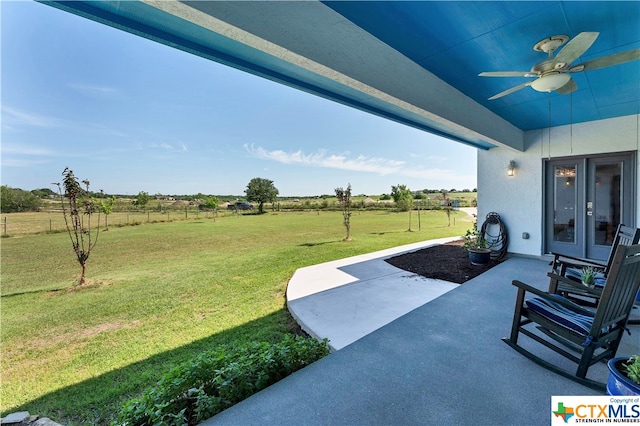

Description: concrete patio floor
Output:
[203,242,640,425]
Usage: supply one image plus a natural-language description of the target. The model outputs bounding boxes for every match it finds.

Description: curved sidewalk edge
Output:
[286,237,461,351]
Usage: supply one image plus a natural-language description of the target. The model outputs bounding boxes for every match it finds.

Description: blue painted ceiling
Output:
[324,1,640,130]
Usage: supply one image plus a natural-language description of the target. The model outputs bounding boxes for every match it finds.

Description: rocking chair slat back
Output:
[604,225,640,274]
[593,244,640,330]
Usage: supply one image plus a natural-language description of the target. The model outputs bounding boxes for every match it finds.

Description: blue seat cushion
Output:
[525,295,595,336]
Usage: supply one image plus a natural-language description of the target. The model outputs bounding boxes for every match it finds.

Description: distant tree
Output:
[391,184,414,212]
[0,186,41,213]
[440,190,452,226]
[133,191,151,210]
[202,196,219,211]
[335,183,352,241]
[54,168,101,285]
[245,178,279,214]
[379,193,391,201]
[31,187,56,199]
[98,195,116,231]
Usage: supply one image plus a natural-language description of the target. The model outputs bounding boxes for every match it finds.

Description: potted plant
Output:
[463,226,491,266]
[581,266,596,288]
[607,355,640,396]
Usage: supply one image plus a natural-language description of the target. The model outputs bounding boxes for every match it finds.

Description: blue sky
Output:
[1,1,477,197]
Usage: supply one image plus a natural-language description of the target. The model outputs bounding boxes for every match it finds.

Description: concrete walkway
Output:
[287,207,478,351]
[287,237,461,351]
[203,223,639,425]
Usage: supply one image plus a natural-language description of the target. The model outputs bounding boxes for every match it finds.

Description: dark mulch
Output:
[384,239,503,284]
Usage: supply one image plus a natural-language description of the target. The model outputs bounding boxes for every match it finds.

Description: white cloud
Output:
[244,144,473,183]
[1,158,50,168]
[147,141,188,153]
[1,144,54,156]
[69,83,116,96]
[244,144,405,175]
[1,106,67,128]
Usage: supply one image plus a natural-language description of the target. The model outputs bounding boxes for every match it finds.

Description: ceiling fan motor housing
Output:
[533,35,569,55]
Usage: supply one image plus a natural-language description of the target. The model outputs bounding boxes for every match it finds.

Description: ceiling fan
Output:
[479,32,640,100]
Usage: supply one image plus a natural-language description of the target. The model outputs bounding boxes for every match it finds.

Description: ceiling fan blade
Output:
[554,32,599,65]
[555,78,577,95]
[479,71,536,77]
[571,48,640,72]
[488,81,533,100]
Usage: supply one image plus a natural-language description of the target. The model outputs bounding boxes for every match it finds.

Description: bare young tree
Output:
[54,168,101,285]
[335,183,352,241]
[440,189,452,226]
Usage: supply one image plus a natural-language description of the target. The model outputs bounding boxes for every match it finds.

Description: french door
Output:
[545,153,635,260]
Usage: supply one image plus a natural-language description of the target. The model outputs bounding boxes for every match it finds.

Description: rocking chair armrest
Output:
[550,252,606,271]
[547,272,604,297]
[511,279,595,316]
[512,279,550,297]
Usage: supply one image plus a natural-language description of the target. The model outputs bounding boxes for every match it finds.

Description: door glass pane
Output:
[594,162,622,246]
[554,165,577,242]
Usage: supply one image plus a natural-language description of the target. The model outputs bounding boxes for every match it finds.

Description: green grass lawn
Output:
[1,209,474,424]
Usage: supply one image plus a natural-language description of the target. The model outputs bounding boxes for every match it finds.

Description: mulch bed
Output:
[384,239,503,284]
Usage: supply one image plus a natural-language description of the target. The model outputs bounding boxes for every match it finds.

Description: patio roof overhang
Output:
[40,1,640,153]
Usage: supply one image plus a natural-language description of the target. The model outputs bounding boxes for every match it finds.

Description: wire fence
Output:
[2,197,475,237]
[1,208,222,237]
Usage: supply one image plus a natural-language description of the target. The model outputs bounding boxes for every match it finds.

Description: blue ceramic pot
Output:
[607,358,640,396]
[468,249,491,266]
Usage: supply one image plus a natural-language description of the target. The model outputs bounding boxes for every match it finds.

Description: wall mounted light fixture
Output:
[507,160,517,177]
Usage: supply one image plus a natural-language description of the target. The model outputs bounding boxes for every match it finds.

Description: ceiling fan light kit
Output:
[530,72,571,92]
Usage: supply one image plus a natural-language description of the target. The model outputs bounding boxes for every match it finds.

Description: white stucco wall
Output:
[478,114,640,257]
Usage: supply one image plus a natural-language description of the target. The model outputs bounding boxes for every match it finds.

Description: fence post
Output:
[3,216,6,236]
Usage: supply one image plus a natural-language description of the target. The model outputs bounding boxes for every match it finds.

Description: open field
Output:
[1,209,475,424]
[1,191,476,237]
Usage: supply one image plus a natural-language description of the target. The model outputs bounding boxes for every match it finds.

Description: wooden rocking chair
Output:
[503,243,640,390]
[548,224,640,306]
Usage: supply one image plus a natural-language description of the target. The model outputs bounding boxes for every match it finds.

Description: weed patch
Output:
[115,335,329,425]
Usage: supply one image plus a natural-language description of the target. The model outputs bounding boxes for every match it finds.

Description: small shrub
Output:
[115,334,329,425]
[624,355,640,384]
[580,266,596,286]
